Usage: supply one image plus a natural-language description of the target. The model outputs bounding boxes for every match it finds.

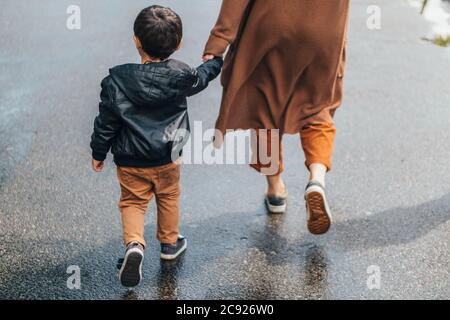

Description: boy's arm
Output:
[187,57,224,97]
[90,80,122,163]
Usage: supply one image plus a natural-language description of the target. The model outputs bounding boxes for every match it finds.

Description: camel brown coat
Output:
[204,0,350,135]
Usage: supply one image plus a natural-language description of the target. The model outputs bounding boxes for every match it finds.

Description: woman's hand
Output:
[202,54,215,62]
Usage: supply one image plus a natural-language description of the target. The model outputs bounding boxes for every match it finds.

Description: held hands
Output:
[202,54,215,62]
[92,159,104,172]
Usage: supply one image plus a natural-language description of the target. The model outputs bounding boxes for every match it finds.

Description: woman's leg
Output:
[309,163,327,187]
[301,122,336,175]
[250,129,288,213]
[250,129,286,196]
[266,173,286,196]
[301,122,336,234]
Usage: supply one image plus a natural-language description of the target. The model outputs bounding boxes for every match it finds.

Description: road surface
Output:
[0,0,449,299]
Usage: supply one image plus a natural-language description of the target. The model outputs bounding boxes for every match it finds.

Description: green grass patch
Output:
[432,35,450,47]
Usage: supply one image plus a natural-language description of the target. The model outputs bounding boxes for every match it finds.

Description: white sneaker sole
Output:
[160,240,187,261]
[118,248,143,287]
[265,198,287,214]
[305,185,333,235]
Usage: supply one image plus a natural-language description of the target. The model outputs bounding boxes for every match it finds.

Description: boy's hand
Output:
[202,54,215,62]
[92,159,104,172]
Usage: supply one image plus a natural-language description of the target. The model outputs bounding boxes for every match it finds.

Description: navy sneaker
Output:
[265,191,288,214]
[118,242,144,287]
[305,181,332,235]
[160,236,187,260]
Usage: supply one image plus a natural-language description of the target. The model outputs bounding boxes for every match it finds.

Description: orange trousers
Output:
[250,123,336,175]
[117,163,180,247]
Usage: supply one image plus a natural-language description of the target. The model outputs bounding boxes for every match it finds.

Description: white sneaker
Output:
[160,236,187,261]
[305,181,332,235]
[118,242,144,287]
[265,192,288,214]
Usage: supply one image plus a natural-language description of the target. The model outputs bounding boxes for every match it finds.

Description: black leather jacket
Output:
[90,58,223,167]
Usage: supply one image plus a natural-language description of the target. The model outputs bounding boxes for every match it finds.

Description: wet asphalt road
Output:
[0,0,449,300]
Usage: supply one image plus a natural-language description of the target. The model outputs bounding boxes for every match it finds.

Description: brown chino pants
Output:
[117,162,180,247]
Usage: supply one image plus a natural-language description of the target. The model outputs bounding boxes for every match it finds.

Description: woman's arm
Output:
[203,0,251,57]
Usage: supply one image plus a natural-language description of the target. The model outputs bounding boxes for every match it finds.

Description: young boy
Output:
[90,5,222,287]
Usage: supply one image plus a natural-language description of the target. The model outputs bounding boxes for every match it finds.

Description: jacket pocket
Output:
[112,129,133,156]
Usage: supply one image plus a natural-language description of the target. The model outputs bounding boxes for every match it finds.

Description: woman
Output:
[203,0,350,235]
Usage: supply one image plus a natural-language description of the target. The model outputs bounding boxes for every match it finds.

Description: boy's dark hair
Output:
[134,5,183,60]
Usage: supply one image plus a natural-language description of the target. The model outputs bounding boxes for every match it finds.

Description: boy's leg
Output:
[117,167,154,248]
[153,163,181,245]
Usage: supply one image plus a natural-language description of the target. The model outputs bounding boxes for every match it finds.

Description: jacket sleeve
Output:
[204,0,251,57]
[187,57,224,97]
[90,80,122,161]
